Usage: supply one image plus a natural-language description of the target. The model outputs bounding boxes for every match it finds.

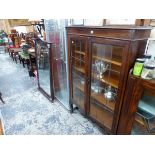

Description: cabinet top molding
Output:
[66,25,152,30]
[66,26,152,41]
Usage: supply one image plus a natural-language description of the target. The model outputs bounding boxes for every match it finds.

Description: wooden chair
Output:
[8,48,21,63]
[18,51,30,68]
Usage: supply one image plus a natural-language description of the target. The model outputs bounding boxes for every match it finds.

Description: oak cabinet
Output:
[67,26,151,134]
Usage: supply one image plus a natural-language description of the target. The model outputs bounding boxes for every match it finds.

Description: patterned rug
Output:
[0,52,104,135]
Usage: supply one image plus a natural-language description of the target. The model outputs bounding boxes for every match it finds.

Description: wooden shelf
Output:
[92,72,119,88]
[72,56,85,62]
[91,92,115,112]
[102,75,118,88]
[76,83,115,113]
[93,55,122,66]
[134,114,155,134]
[74,67,119,88]
[74,66,85,74]
[76,83,84,92]
[75,50,85,55]
[74,67,119,92]
[133,114,148,134]
[134,120,145,129]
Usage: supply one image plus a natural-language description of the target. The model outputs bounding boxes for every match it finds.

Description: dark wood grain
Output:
[66,26,151,41]
[67,26,151,134]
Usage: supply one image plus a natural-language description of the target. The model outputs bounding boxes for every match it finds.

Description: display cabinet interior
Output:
[117,74,155,135]
[69,37,88,114]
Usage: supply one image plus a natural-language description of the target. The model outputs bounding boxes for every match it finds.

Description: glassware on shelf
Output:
[95,60,100,78]
[80,80,85,85]
[95,60,109,79]
[104,86,117,101]
[133,58,145,76]
[91,82,103,94]
[102,63,109,73]
[71,39,86,112]
[142,54,152,66]
[141,60,155,80]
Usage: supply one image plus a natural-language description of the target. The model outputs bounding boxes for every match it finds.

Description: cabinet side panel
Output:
[134,30,151,40]
[117,76,142,134]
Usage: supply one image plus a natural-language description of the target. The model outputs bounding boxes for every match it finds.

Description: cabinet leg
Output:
[69,100,74,113]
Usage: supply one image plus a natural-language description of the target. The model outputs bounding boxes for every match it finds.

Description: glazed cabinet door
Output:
[68,36,88,114]
[88,38,129,133]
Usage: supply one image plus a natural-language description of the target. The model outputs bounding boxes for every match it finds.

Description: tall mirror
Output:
[35,39,54,100]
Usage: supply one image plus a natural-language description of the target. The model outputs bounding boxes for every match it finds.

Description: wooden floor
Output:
[0,119,4,135]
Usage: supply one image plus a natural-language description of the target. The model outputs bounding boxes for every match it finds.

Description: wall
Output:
[0,19,12,34]
[147,28,155,59]
[26,25,34,33]
[8,19,30,27]
[0,19,34,34]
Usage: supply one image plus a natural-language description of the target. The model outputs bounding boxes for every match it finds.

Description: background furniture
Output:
[28,48,36,77]
[0,30,8,47]
[67,26,151,134]
[25,32,36,47]
[9,47,22,63]
[9,29,20,47]
[35,39,54,101]
[18,44,31,68]
[0,92,5,104]
[117,73,155,135]
[0,110,4,135]
[0,119,4,135]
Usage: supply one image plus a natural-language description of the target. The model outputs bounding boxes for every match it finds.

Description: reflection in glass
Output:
[36,41,51,96]
[132,90,155,135]
[89,43,123,130]
[44,19,70,109]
